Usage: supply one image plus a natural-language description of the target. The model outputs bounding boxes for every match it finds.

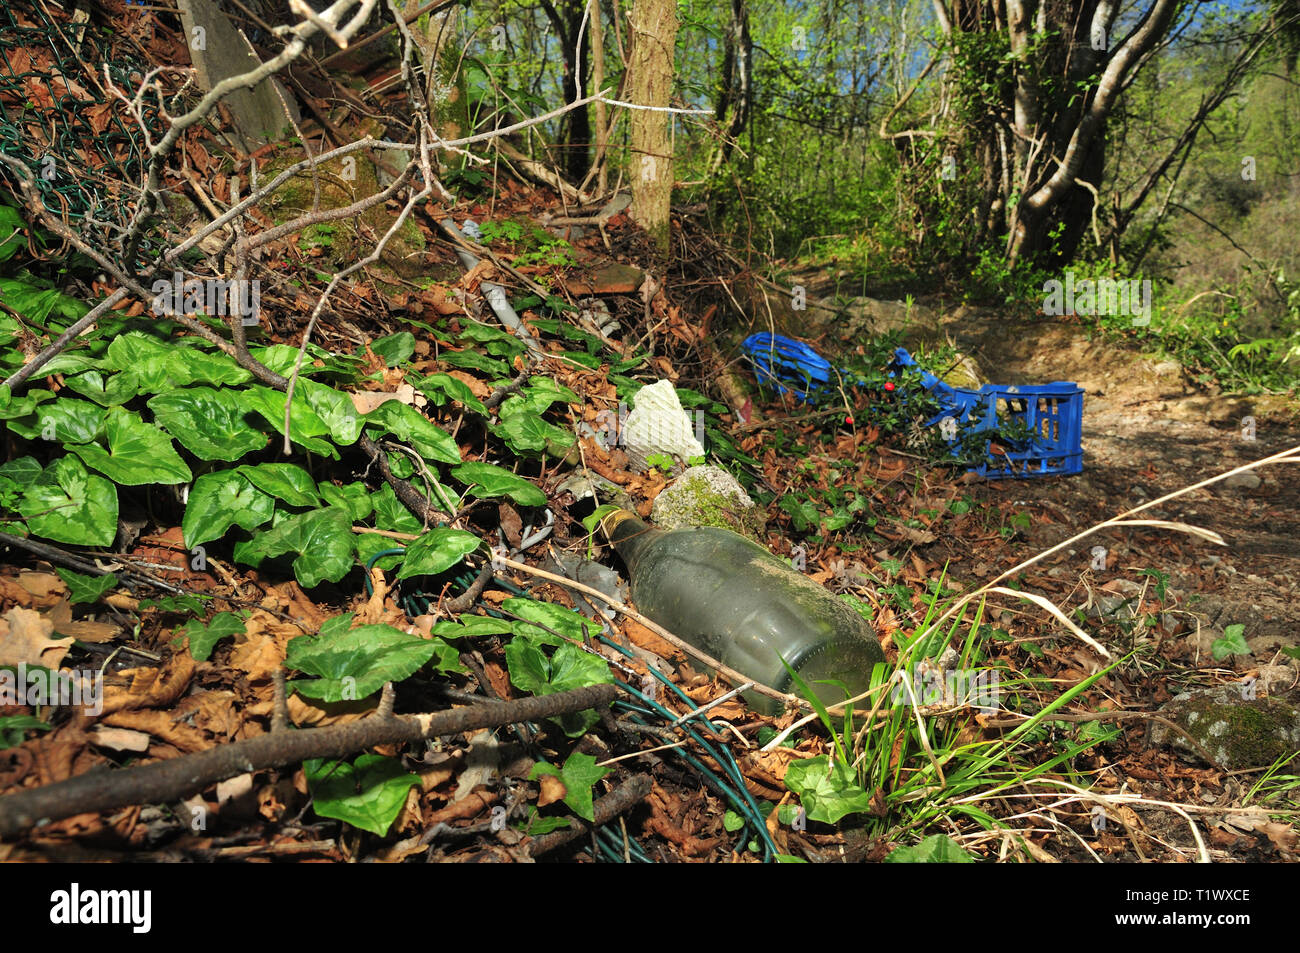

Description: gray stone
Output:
[1150,684,1300,770]
[1222,471,1262,490]
[651,465,765,541]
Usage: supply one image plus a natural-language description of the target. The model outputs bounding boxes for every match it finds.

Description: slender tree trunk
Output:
[628,0,678,259]
[925,0,1181,268]
[589,0,609,194]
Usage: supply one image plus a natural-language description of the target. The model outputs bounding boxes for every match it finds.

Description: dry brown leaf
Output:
[620,616,681,660]
[536,773,567,808]
[350,390,407,415]
[179,689,243,740]
[103,709,209,754]
[101,654,195,716]
[445,368,491,399]
[17,571,68,603]
[227,610,300,681]
[0,606,73,668]
[286,692,375,727]
[89,726,150,752]
[47,600,118,643]
[1259,822,1297,851]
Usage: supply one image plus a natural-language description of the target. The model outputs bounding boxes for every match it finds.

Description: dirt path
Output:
[943,306,1300,661]
[767,273,1299,660]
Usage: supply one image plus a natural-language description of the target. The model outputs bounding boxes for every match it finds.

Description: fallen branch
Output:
[0,683,618,838]
[527,773,652,856]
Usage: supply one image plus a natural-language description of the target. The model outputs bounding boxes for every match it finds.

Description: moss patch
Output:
[650,465,765,541]
[261,149,426,285]
[1151,685,1300,770]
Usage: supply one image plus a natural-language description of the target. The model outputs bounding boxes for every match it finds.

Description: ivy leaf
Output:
[885,834,976,863]
[450,462,546,506]
[102,332,249,389]
[182,470,277,548]
[528,751,608,822]
[502,597,597,646]
[236,463,321,508]
[5,397,105,444]
[180,611,247,662]
[298,379,363,445]
[68,407,192,485]
[416,372,486,415]
[370,331,416,367]
[54,568,118,605]
[546,640,613,694]
[147,387,267,461]
[241,385,337,458]
[304,754,419,836]
[319,482,373,522]
[504,639,611,736]
[286,623,443,701]
[395,528,482,580]
[492,410,574,457]
[779,495,820,533]
[234,506,354,588]
[363,401,461,465]
[0,386,56,421]
[0,456,42,490]
[438,349,509,376]
[247,344,329,377]
[504,638,550,695]
[498,377,578,417]
[431,616,514,639]
[355,532,404,572]
[0,714,52,750]
[1212,623,1249,660]
[371,483,421,534]
[19,454,118,546]
[139,592,211,616]
[784,755,875,824]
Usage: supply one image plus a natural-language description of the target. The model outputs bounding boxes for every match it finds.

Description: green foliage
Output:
[529,751,609,822]
[395,527,483,580]
[178,611,247,662]
[450,461,547,506]
[502,596,611,737]
[784,755,875,824]
[885,834,976,863]
[286,622,460,702]
[304,754,420,835]
[54,567,118,604]
[1212,623,1250,660]
[0,715,51,749]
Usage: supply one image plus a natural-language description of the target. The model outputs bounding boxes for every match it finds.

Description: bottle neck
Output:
[602,508,660,571]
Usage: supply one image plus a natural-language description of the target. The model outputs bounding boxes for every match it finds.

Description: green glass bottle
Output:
[603,509,885,713]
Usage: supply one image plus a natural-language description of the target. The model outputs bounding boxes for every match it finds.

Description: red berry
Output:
[884,382,896,392]
[845,415,854,425]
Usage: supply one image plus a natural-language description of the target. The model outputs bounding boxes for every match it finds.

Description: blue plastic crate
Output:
[741,333,845,403]
[891,349,1083,478]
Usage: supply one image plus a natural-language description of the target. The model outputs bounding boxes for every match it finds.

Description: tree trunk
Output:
[628,0,679,259]
[925,0,1181,268]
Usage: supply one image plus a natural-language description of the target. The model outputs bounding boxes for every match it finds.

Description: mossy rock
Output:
[261,150,426,283]
[650,465,765,542]
[1150,685,1300,771]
